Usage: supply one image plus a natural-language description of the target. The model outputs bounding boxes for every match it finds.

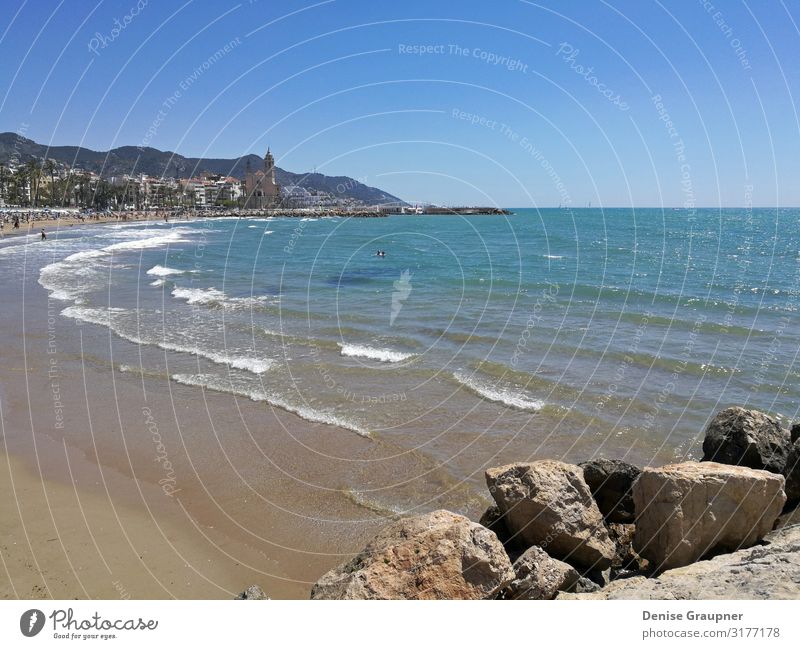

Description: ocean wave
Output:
[150,279,166,287]
[146,264,185,277]
[453,371,543,411]
[339,343,414,363]
[170,285,271,309]
[38,229,195,303]
[61,305,128,327]
[170,373,371,437]
[171,286,227,305]
[39,262,105,300]
[99,225,193,238]
[60,305,273,375]
[64,249,106,262]
[104,231,189,252]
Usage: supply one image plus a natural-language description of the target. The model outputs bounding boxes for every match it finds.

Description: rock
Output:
[558,524,800,599]
[633,461,786,571]
[775,505,800,530]
[791,423,800,444]
[485,460,616,569]
[607,522,643,572]
[498,546,579,600]
[581,567,611,588]
[572,577,601,593]
[784,439,800,506]
[310,510,513,600]
[701,406,791,474]
[235,585,268,600]
[580,458,640,523]
[479,505,515,548]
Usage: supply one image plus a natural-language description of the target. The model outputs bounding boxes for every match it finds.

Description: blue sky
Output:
[1,0,798,206]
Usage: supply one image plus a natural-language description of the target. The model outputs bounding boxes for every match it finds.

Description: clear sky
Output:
[1,0,798,207]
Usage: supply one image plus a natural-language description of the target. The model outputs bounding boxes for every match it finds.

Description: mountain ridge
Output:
[0,133,405,205]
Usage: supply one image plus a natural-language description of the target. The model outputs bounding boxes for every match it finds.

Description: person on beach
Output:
[41,228,47,240]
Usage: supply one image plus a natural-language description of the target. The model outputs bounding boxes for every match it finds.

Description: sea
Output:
[7,208,800,474]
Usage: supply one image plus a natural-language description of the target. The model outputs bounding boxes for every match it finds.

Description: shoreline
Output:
[0,259,380,599]
[0,211,165,238]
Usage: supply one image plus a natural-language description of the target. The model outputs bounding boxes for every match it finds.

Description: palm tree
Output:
[0,163,8,204]
[60,171,74,207]
[12,166,29,205]
[43,159,57,206]
[26,159,42,207]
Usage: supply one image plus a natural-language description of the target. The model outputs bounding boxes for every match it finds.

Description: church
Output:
[243,148,280,209]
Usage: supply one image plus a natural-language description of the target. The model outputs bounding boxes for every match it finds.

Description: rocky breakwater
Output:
[307,406,800,600]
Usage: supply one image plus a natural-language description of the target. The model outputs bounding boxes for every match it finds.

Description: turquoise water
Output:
[14,207,800,467]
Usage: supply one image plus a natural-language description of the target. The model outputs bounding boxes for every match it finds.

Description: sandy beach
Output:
[0,211,179,239]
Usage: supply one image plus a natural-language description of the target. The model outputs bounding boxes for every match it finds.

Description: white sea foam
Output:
[544,254,564,259]
[146,264,184,277]
[64,249,106,262]
[61,305,127,327]
[453,372,543,411]
[171,286,227,305]
[203,352,272,374]
[150,279,166,287]
[39,261,104,300]
[171,285,271,309]
[339,343,414,363]
[60,306,273,375]
[170,373,371,437]
[104,231,189,252]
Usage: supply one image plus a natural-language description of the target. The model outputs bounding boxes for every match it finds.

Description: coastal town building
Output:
[243,148,280,209]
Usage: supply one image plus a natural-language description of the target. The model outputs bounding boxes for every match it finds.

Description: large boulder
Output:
[310,510,513,600]
[558,524,800,599]
[234,585,268,600]
[580,458,640,523]
[784,438,800,505]
[633,462,786,571]
[485,460,616,569]
[499,546,579,600]
[701,407,791,474]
